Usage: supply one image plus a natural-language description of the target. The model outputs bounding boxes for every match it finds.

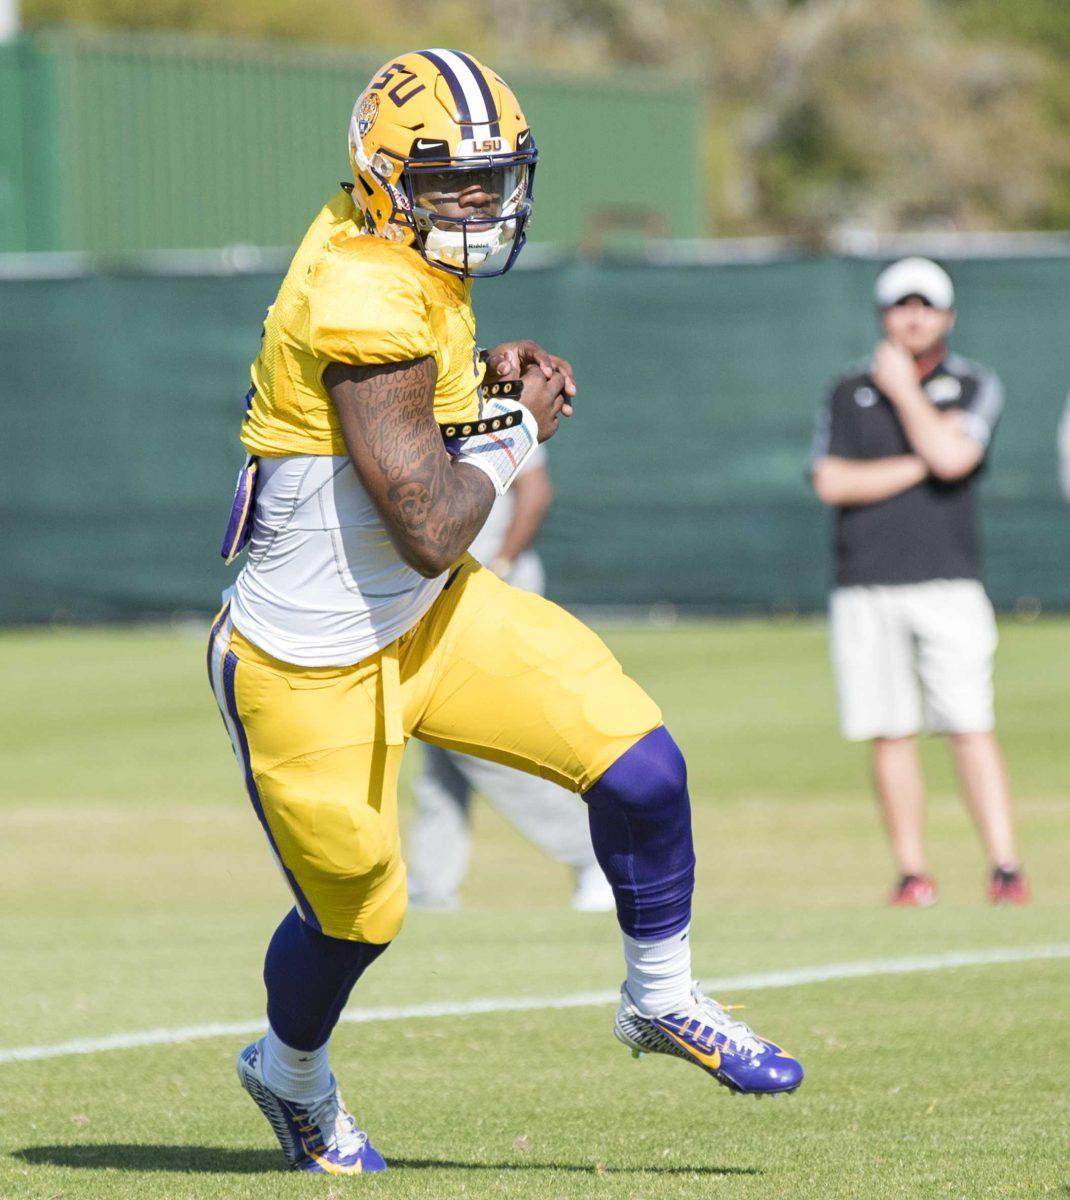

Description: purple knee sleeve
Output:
[583,726,695,941]
[264,908,389,1051]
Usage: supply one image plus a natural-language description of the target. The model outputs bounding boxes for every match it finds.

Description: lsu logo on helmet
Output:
[347,49,537,278]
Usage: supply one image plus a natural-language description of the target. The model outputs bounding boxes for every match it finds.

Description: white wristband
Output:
[454,398,539,496]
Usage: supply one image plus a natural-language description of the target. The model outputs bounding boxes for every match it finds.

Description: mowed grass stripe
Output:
[3,943,1066,1066]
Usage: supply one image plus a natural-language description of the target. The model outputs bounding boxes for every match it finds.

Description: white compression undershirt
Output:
[230,455,447,666]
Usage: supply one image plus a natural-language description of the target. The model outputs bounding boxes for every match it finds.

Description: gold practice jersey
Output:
[241,190,485,458]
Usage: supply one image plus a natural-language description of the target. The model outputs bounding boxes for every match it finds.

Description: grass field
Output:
[1,617,1068,1199]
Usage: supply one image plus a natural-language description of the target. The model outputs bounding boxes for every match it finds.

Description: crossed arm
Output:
[886,392,985,482]
[812,454,928,507]
[813,349,987,507]
[814,405,984,507]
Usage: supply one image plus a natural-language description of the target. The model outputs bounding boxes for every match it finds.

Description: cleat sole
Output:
[618,1037,801,1098]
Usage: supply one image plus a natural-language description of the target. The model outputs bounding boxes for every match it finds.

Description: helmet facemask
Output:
[402,153,535,278]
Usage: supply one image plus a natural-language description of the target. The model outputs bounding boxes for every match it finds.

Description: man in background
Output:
[811,257,1028,906]
[407,448,614,912]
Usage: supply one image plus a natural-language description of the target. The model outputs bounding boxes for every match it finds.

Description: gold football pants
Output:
[208,557,662,941]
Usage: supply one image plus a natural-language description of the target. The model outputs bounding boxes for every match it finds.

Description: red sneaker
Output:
[888,874,938,907]
[988,868,1030,906]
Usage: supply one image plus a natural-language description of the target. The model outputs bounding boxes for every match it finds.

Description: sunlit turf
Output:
[1,618,1068,1198]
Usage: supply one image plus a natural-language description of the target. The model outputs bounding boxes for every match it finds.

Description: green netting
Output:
[1,255,1067,623]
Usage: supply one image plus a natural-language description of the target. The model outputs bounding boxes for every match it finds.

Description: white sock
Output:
[262,1026,332,1103]
[622,925,693,1016]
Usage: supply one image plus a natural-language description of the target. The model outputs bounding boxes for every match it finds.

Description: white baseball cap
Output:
[874,257,955,311]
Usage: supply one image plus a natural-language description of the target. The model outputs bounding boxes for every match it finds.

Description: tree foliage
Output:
[709,0,1070,236]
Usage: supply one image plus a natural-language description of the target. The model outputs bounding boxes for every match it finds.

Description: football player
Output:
[208,48,803,1175]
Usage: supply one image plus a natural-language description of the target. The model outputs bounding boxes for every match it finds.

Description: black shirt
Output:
[812,353,1003,588]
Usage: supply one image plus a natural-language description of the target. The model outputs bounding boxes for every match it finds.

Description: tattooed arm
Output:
[325,356,495,578]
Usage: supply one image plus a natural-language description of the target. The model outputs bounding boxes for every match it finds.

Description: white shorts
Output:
[830,579,997,741]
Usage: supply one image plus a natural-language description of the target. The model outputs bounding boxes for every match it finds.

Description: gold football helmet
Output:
[347,49,537,277]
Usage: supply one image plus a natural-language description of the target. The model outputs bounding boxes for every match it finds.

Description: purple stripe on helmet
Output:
[453,50,501,137]
[222,649,322,931]
[417,49,474,137]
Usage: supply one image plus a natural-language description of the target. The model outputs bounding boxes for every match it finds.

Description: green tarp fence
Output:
[2,253,1068,623]
[0,30,702,254]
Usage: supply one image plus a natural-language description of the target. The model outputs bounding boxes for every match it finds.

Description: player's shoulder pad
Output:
[309,238,434,366]
[316,235,428,305]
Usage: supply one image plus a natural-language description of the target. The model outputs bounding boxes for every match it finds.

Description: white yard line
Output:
[2,943,1067,1067]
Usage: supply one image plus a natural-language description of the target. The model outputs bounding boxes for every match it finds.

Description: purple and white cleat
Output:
[614,983,804,1096]
[236,1040,387,1174]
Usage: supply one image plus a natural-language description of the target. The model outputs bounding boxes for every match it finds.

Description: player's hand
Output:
[520,361,572,442]
[871,340,920,404]
[485,340,577,398]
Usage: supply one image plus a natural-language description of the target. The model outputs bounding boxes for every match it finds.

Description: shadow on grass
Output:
[13,1144,761,1177]
[13,1146,281,1175]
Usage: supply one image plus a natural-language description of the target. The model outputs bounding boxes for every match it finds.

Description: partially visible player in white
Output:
[407,446,614,912]
[1058,392,1070,502]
